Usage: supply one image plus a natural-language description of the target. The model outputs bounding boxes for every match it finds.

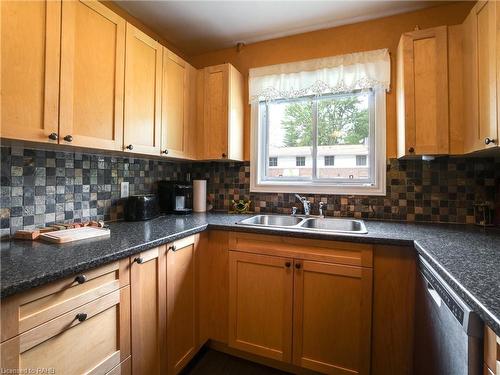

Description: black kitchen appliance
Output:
[124,194,159,221]
[158,181,193,214]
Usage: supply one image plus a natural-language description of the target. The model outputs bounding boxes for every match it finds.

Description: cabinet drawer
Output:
[1,287,130,374]
[1,258,129,342]
[229,232,373,267]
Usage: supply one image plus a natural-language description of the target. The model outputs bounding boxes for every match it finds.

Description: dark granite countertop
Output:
[1,213,499,336]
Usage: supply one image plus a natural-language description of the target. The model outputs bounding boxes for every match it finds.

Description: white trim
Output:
[250,90,386,196]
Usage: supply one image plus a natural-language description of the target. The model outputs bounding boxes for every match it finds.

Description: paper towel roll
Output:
[193,180,207,212]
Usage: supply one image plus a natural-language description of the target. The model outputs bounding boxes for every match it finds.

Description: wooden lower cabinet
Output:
[0,287,130,374]
[130,246,166,375]
[228,251,294,362]
[484,325,500,375]
[293,260,372,375]
[166,235,199,374]
[228,247,373,374]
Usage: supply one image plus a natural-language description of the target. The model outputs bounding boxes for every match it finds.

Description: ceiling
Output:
[115,1,442,56]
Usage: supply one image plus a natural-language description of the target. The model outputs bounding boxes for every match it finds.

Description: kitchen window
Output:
[249,48,389,195]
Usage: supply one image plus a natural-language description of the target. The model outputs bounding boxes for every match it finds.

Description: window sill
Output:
[250,180,386,196]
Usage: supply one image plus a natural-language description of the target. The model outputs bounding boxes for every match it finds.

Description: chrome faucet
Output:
[295,194,311,216]
[319,202,326,218]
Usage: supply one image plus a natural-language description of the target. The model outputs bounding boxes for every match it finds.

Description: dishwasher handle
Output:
[426,280,442,307]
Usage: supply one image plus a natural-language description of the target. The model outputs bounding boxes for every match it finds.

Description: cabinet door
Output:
[293,260,373,375]
[123,23,162,155]
[464,1,498,152]
[166,235,198,374]
[476,1,498,148]
[203,64,229,160]
[0,0,60,143]
[130,246,166,375]
[1,288,130,374]
[59,0,125,150]
[398,26,449,157]
[228,251,293,362]
[161,49,187,159]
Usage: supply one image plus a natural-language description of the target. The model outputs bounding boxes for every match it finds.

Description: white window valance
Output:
[249,48,390,102]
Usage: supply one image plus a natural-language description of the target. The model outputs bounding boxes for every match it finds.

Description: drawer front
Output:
[229,232,373,268]
[2,258,130,342]
[1,287,130,375]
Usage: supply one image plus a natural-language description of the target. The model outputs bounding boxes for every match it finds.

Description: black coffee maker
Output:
[158,181,193,214]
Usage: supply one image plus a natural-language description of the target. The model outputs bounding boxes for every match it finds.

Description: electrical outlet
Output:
[120,182,129,198]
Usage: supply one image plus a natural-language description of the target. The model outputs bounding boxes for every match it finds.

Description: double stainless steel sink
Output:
[237,214,367,234]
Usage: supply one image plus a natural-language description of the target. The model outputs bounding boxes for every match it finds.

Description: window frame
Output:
[250,89,387,195]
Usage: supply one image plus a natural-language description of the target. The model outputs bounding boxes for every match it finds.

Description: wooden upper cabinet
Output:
[397,26,450,157]
[463,1,498,152]
[0,0,61,143]
[123,23,162,155]
[166,235,199,374]
[292,260,373,375]
[161,49,197,159]
[59,0,125,150]
[199,63,244,161]
[130,246,166,375]
[228,251,293,363]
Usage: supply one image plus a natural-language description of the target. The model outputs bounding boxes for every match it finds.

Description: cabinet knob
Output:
[408,147,415,153]
[134,257,144,264]
[63,135,73,142]
[285,261,291,268]
[76,313,87,322]
[221,153,227,158]
[484,137,497,145]
[162,149,169,155]
[295,262,302,270]
[74,274,87,284]
[125,144,134,151]
[168,245,177,252]
[48,133,58,141]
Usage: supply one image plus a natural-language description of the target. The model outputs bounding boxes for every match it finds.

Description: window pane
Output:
[266,98,313,179]
[269,157,278,167]
[317,92,371,180]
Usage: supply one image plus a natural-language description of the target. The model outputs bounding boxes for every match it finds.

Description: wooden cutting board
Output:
[40,227,110,244]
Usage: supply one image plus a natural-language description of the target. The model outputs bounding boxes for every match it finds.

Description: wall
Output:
[190,2,474,160]
[0,145,188,237]
[191,158,499,224]
[1,144,497,238]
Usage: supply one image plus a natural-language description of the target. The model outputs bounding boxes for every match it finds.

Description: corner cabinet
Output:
[463,0,499,152]
[198,63,244,161]
[123,23,163,155]
[129,235,199,375]
[396,26,450,157]
[228,233,373,375]
[0,0,61,143]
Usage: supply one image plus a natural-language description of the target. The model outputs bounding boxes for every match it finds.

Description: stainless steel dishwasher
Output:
[414,256,484,375]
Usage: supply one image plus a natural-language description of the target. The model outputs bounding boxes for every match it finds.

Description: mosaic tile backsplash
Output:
[191,158,499,224]
[1,144,499,237]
